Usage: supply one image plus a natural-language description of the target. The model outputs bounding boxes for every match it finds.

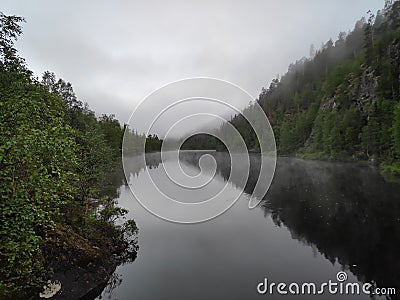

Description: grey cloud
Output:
[1,0,384,132]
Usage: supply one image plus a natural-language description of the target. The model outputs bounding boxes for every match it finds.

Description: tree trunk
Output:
[84,193,89,224]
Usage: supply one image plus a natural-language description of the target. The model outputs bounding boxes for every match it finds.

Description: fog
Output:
[1,0,384,135]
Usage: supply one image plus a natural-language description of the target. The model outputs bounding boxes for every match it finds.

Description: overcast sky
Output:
[1,0,384,126]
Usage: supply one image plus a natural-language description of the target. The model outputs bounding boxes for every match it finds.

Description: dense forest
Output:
[259,0,400,163]
[185,0,400,177]
[241,0,400,175]
[0,13,149,298]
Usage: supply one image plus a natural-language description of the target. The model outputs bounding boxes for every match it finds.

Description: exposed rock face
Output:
[37,226,117,300]
[320,66,378,115]
[49,258,116,300]
[389,37,400,78]
[319,95,338,113]
[353,66,378,114]
[305,65,380,151]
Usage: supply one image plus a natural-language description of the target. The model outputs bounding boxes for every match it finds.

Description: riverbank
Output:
[295,151,400,182]
[35,224,118,300]
[13,220,134,300]
[19,200,139,300]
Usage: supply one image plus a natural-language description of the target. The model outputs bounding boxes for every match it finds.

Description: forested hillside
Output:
[0,13,140,298]
[227,0,400,176]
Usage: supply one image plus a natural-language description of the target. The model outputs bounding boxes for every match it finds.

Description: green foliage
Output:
[158,1,400,178]
[98,114,124,155]
[393,102,400,158]
[123,127,145,155]
[145,134,162,152]
[322,57,363,96]
[0,14,77,296]
[99,197,129,224]
[0,66,77,296]
[0,13,139,297]
[360,98,396,160]
[277,120,294,153]
[0,12,25,66]
[122,128,163,155]
[228,1,400,174]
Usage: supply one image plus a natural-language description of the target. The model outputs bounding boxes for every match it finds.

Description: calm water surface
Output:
[97,152,400,299]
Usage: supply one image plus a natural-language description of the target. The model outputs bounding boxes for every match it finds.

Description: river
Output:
[97,152,400,299]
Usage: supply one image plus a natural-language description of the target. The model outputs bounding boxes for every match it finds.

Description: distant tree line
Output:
[123,129,162,155]
[181,134,227,151]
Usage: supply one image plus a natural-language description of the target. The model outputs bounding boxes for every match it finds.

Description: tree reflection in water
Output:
[90,164,143,300]
[180,152,400,295]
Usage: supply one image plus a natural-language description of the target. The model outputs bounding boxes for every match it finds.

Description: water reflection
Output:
[262,158,400,295]
[182,152,400,295]
[100,152,400,299]
[85,166,140,300]
[96,273,123,300]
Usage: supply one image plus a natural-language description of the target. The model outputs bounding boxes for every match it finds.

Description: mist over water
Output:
[98,152,400,299]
